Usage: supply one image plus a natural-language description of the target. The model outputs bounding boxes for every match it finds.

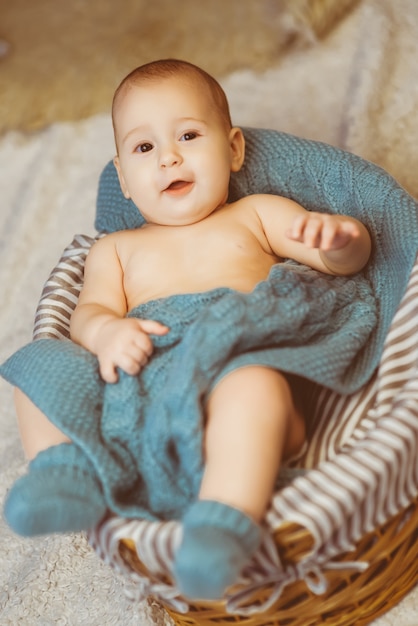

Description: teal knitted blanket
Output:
[1,264,375,520]
[1,129,417,522]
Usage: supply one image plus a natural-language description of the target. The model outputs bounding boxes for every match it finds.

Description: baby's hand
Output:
[286,213,361,251]
[95,317,169,383]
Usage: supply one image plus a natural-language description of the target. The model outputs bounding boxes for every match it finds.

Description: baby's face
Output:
[113,77,242,226]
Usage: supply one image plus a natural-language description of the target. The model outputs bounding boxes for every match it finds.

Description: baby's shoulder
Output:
[232,193,288,207]
[88,228,144,257]
[231,193,295,214]
[98,228,144,244]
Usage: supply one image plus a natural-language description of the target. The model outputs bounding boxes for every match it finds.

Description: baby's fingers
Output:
[323,221,360,250]
[286,215,307,242]
[118,349,150,376]
[137,319,170,335]
[287,214,324,248]
[99,358,120,384]
[319,219,341,250]
[99,347,149,382]
[302,217,325,248]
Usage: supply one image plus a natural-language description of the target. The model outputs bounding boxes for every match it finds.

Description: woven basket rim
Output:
[118,497,418,626]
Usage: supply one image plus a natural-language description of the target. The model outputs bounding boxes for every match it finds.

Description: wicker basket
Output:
[118,500,418,626]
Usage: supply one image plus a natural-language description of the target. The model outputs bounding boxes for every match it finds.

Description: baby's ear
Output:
[113,156,131,199]
[229,127,245,172]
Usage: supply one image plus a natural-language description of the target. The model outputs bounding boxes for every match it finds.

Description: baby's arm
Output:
[70,235,168,383]
[254,195,371,275]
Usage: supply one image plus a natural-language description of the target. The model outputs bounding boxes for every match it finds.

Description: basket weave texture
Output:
[119,500,418,626]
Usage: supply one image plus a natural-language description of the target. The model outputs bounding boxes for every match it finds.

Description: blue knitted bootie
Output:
[173,500,262,600]
[4,443,107,536]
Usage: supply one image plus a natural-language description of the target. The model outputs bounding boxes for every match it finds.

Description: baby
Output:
[6,59,371,600]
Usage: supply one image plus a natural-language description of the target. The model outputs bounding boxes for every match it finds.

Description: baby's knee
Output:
[283,407,306,460]
[13,388,70,460]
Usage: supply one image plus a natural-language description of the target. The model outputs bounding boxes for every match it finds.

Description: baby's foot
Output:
[173,500,261,600]
[4,443,107,536]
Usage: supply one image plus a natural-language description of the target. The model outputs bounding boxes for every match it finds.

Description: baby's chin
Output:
[146,206,222,227]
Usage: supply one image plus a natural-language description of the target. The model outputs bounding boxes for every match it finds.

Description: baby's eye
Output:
[180,132,197,142]
[135,142,153,153]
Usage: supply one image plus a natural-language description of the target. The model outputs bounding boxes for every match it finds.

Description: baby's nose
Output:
[159,145,182,168]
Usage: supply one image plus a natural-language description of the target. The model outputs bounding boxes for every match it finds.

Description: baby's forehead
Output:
[125,74,205,101]
[115,76,213,122]
[112,71,230,143]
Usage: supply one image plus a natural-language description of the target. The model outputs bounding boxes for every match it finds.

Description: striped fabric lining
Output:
[33,235,418,614]
[33,234,99,341]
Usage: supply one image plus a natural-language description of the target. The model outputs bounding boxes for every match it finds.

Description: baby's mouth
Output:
[164,180,193,195]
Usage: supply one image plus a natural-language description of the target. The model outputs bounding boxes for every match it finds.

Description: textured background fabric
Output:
[1,0,418,624]
[0,0,360,134]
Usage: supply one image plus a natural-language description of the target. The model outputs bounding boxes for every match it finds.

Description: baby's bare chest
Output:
[119,212,277,306]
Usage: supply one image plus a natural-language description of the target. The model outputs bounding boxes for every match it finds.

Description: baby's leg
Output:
[173,366,305,599]
[14,387,71,459]
[200,366,305,519]
[4,389,106,536]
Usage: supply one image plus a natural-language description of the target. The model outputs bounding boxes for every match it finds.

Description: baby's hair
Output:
[112,59,233,144]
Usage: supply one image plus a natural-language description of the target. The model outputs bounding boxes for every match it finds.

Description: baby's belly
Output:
[126,264,275,309]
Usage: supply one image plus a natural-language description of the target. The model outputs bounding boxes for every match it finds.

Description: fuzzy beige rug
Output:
[0,0,417,624]
[0,0,359,134]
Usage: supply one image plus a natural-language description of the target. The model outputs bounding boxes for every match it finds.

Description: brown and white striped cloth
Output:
[33,234,418,615]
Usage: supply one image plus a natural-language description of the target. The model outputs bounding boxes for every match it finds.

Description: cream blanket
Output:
[1,1,417,624]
